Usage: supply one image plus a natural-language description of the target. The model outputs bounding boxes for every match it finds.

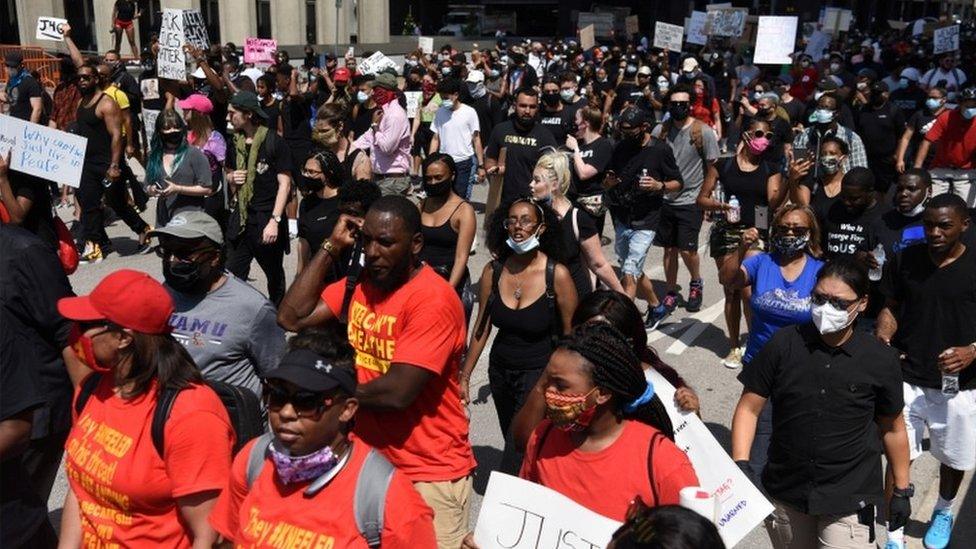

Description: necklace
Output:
[511,268,523,300]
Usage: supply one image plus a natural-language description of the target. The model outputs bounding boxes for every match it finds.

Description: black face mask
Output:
[541,92,560,107]
[163,258,216,294]
[161,132,183,148]
[668,102,690,121]
[298,175,326,195]
[423,178,452,197]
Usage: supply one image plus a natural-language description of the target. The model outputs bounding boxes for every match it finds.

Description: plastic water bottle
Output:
[727,195,741,224]
[869,243,886,282]
[941,349,961,396]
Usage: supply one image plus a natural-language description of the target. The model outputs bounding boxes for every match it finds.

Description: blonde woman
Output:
[529,151,624,297]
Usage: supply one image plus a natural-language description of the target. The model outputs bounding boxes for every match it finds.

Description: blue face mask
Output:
[926,98,943,111]
[809,109,835,125]
[441,99,455,110]
[964,107,976,120]
[356,91,369,104]
[490,69,500,78]
[506,231,541,254]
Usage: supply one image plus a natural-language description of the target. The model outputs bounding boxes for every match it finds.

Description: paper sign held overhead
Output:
[244,37,278,66]
[182,9,210,50]
[754,16,798,65]
[933,25,960,55]
[653,21,684,52]
[473,472,622,549]
[36,17,67,41]
[157,9,187,80]
[418,36,433,54]
[706,8,747,37]
[579,24,595,51]
[0,115,88,188]
[686,11,709,46]
[357,51,397,76]
[625,15,639,37]
[404,91,422,119]
[804,30,831,62]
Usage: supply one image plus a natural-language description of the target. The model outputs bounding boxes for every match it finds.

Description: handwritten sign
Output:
[473,472,622,549]
[418,36,433,55]
[142,109,160,149]
[182,9,210,50]
[157,9,186,80]
[140,78,160,101]
[625,15,639,37]
[579,24,595,51]
[36,16,67,41]
[357,51,397,76]
[647,368,773,547]
[804,30,831,62]
[0,115,87,188]
[244,37,278,66]
[706,8,747,37]
[934,25,960,55]
[754,16,798,65]
[404,91,422,119]
[654,21,684,52]
[686,11,709,46]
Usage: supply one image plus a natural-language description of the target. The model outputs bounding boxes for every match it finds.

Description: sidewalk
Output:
[907,470,974,548]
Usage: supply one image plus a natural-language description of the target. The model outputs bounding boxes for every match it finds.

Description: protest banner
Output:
[934,25,960,55]
[579,24,595,51]
[356,51,397,76]
[244,37,278,66]
[0,115,87,188]
[578,12,615,38]
[647,368,774,547]
[182,9,210,50]
[625,15,639,37]
[653,21,684,52]
[686,11,709,46]
[473,472,622,549]
[804,30,831,61]
[36,16,67,42]
[706,8,747,37]
[157,8,187,80]
[418,36,433,54]
[754,16,798,65]
[404,91,422,119]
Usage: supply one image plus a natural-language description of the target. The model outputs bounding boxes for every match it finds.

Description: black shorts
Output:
[652,203,704,251]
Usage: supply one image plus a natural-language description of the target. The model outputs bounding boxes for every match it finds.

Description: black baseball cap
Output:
[618,107,648,128]
[263,349,357,394]
[230,90,268,120]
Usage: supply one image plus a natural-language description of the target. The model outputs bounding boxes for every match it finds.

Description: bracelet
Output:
[322,239,339,259]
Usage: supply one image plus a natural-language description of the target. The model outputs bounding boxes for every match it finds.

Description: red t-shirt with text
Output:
[520,419,699,521]
[210,436,436,548]
[925,109,976,169]
[322,265,475,481]
[65,376,234,547]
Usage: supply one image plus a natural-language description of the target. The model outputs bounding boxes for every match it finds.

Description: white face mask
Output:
[811,302,856,335]
[901,200,926,218]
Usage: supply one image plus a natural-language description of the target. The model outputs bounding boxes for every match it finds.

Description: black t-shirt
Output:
[867,210,926,258]
[111,68,141,115]
[822,201,889,258]
[537,106,572,144]
[612,82,644,112]
[890,86,927,119]
[298,194,340,258]
[7,73,43,121]
[808,182,841,225]
[280,94,314,145]
[881,244,976,390]
[114,0,136,20]
[263,99,282,135]
[781,97,805,126]
[10,174,56,252]
[225,133,293,221]
[559,206,598,297]
[856,102,905,160]
[717,156,772,228]
[467,95,493,148]
[350,103,376,140]
[607,139,683,230]
[572,137,613,197]
[486,120,558,204]
[906,110,937,164]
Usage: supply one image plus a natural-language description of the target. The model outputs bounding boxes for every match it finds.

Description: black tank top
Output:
[75,94,112,171]
[489,294,554,371]
[717,156,771,228]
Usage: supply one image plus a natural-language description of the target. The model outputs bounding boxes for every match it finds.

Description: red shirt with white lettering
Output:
[520,419,699,521]
[924,109,976,169]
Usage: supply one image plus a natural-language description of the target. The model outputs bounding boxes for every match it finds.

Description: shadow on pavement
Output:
[472,445,503,496]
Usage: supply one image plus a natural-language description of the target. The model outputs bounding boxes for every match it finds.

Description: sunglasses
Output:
[154,246,217,262]
[772,225,810,236]
[262,383,335,418]
[747,129,768,139]
[811,292,859,310]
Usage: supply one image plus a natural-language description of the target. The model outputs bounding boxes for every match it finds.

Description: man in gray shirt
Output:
[149,211,285,398]
[651,84,719,314]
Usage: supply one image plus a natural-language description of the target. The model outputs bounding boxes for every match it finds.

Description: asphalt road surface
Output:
[47,168,972,548]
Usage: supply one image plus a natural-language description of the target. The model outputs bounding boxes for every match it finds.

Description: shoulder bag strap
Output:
[474,260,502,340]
[646,431,663,506]
[245,433,275,489]
[354,449,396,548]
[74,373,103,417]
[150,387,182,458]
[545,257,558,346]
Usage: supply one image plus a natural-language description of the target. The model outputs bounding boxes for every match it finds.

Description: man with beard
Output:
[149,211,285,399]
[278,196,475,549]
[485,87,557,206]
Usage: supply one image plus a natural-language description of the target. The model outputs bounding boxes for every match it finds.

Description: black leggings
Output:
[77,168,148,246]
[226,223,287,305]
[488,365,545,474]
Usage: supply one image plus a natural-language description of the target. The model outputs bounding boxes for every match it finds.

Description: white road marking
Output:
[664,299,726,355]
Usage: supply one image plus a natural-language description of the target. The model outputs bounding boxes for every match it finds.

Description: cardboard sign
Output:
[653,21,684,52]
[418,36,433,54]
[473,472,622,549]
[356,51,397,76]
[646,368,774,547]
[686,11,709,46]
[934,25,960,55]
[36,16,67,42]
[625,15,639,37]
[182,9,210,50]
[706,8,747,37]
[404,91,422,119]
[157,9,187,80]
[580,24,595,51]
[754,16,798,65]
[140,78,160,101]
[244,37,278,66]
[0,115,87,188]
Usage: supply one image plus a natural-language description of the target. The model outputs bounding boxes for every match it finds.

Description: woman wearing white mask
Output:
[460,197,577,473]
[731,257,912,549]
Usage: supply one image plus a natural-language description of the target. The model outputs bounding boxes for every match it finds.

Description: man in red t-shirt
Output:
[916,87,976,211]
[278,195,475,549]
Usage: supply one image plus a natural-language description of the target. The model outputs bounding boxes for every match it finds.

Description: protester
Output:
[733,257,912,549]
[57,270,233,547]
[792,136,850,219]
[867,169,932,258]
[313,103,372,182]
[97,59,150,215]
[566,102,613,241]
[793,93,868,180]
[914,87,976,216]
[110,0,140,57]
[821,167,889,261]
[144,109,215,226]
[295,150,343,274]
[353,73,412,197]
[606,503,726,549]
[856,82,905,195]
[485,87,558,207]
[894,86,946,174]
[430,78,484,200]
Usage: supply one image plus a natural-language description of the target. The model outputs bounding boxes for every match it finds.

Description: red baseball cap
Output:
[177,93,214,114]
[333,67,351,83]
[58,270,174,334]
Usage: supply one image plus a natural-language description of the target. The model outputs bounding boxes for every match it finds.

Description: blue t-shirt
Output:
[742,253,824,363]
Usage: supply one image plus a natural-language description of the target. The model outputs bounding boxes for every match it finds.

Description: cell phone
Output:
[153,180,167,191]
[792,148,809,162]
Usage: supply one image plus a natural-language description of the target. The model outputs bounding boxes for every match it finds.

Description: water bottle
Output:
[727,195,741,224]
[940,349,960,396]
[869,243,886,282]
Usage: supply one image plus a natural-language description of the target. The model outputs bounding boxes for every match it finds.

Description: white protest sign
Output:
[686,11,709,46]
[404,91,422,119]
[804,30,831,62]
[754,16,798,65]
[0,115,87,188]
[474,472,622,549]
[244,37,277,66]
[182,9,210,50]
[934,25,960,55]
[36,17,67,42]
[821,7,842,34]
[142,109,160,149]
[653,21,684,52]
[418,36,434,54]
[357,51,397,76]
[706,8,747,37]
[580,24,595,51]
[625,15,639,37]
[140,78,160,101]
[838,9,853,32]
[647,368,774,547]
[157,9,186,80]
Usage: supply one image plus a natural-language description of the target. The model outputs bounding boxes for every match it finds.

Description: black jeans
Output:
[488,365,545,474]
[77,168,148,246]
[748,400,773,490]
[226,221,287,305]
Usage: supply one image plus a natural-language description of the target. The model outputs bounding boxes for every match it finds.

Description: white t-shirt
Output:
[921,67,967,97]
[431,103,480,162]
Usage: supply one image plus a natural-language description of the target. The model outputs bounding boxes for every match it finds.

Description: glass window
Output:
[200,0,221,45]
[256,0,272,39]
[306,0,317,45]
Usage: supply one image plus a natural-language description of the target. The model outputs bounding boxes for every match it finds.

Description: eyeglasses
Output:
[301,169,323,178]
[503,217,540,230]
[262,383,335,418]
[772,225,811,236]
[811,292,859,310]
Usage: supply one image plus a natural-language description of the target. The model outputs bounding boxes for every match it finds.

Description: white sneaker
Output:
[722,347,743,369]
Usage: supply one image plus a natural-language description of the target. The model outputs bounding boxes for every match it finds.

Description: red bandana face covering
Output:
[372,87,398,106]
[69,325,114,373]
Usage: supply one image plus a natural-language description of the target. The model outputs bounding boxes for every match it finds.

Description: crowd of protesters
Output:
[3,10,976,549]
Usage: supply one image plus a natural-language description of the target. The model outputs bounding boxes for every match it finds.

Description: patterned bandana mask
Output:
[544,387,598,432]
[269,440,340,485]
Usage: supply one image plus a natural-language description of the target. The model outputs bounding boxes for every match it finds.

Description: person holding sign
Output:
[732,257,912,549]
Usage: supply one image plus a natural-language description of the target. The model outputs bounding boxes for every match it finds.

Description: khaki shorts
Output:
[766,500,874,549]
[414,475,472,549]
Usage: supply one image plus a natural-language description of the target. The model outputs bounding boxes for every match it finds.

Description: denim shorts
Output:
[614,223,656,277]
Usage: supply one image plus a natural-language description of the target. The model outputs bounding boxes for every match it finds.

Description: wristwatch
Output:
[272,215,282,223]
[892,484,915,498]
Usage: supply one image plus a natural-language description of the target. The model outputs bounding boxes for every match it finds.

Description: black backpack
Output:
[74,374,265,456]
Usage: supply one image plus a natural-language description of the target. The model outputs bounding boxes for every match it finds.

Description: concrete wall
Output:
[272,0,306,46]
[358,0,390,44]
[219,0,258,46]
[16,0,65,48]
